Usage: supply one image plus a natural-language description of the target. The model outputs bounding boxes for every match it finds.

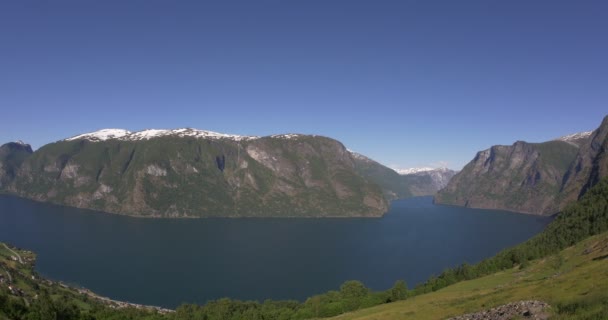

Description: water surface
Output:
[0,195,551,308]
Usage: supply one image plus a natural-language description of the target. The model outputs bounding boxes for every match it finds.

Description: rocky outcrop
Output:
[0,134,388,218]
[436,115,608,215]
[448,300,550,320]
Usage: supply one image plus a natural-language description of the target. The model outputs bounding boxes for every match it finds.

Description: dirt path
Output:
[2,243,23,264]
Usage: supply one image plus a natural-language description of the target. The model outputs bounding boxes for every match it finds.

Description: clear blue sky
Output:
[1,1,607,170]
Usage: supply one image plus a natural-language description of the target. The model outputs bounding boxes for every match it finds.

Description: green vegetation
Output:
[0,135,388,218]
[413,177,608,295]
[328,231,608,320]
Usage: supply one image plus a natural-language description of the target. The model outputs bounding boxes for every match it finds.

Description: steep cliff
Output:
[0,141,33,189]
[435,115,608,215]
[435,140,579,215]
[0,129,388,218]
[561,116,608,203]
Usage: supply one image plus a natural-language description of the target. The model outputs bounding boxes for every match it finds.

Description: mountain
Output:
[555,131,593,147]
[0,141,33,189]
[350,152,456,199]
[398,167,457,196]
[435,115,608,215]
[0,129,388,218]
[394,167,436,175]
[560,117,608,203]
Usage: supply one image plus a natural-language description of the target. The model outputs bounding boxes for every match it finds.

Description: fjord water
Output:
[0,195,550,308]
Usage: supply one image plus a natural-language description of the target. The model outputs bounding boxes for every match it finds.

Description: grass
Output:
[328,231,608,320]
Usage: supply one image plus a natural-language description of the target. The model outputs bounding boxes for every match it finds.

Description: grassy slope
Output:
[329,231,608,320]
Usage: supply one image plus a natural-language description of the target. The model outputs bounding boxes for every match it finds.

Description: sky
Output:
[1,1,607,170]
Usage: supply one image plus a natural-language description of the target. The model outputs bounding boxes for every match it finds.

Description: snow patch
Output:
[66,129,132,141]
[64,128,259,142]
[395,167,436,175]
[269,134,305,139]
[15,140,29,146]
[555,131,593,142]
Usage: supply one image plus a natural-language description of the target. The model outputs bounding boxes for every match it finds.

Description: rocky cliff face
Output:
[436,115,608,215]
[561,116,608,203]
[0,131,388,218]
[0,141,33,189]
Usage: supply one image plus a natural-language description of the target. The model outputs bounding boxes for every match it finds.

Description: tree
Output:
[340,280,368,300]
[389,280,408,302]
[340,280,369,311]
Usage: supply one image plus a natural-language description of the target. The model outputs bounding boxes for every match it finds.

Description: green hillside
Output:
[330,231,608,320]
[0,133,388,218]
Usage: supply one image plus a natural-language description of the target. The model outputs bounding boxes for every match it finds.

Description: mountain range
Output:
[0,129,452,218]
[435,115,608,215]
[4,115,604,218]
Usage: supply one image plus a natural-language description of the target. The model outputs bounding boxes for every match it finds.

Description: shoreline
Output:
[55,281,174,314]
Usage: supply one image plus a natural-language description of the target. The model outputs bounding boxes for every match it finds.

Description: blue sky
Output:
[1,1,607,170]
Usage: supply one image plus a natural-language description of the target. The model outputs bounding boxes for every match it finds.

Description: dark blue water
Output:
[0,195,551,308]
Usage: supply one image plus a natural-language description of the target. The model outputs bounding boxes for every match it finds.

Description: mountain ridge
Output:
[0,132,391,218]
[435,116,608,215]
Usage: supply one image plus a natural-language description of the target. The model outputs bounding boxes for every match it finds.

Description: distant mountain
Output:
[350,152,456,199]
[436,115,608,215]
[400,167,457,196]
[0,129,388,218]
[394,167,436,175]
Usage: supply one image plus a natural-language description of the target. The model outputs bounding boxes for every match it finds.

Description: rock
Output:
[447,300,550,320]
[145,165,167,177]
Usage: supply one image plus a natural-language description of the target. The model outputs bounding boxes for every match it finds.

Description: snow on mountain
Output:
[15,140,30,146]
[65,129,132,141]
[556,131,593,142]
[127,128,259,141]
[65,128,258,142]
[395,167,436,175]
[269,134,306,140]
[397,167,457,190]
